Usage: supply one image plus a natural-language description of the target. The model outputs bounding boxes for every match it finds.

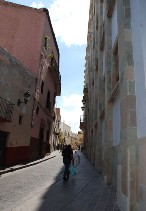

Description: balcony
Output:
[80,115,86,130]
[83,85,88,94]
[48,57,61,96]
[0,97,14,122]
[53,128,59,135]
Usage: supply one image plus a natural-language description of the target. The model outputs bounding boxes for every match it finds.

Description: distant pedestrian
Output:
[62,144,73,181]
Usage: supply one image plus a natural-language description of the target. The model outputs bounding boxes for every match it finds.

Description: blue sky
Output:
[8,0,90,133]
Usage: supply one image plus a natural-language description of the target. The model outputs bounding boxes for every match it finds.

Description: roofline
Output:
[1,2,60,63]
[1,0,42,12]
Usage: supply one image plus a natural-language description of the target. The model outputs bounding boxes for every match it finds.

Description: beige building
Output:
[70,132,78,150]
[77,131,83,149]
[60,122,71,145]
[0,47,35,166]
[80,0,146,211]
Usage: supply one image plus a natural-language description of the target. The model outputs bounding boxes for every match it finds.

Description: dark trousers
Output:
[63,158,71,178]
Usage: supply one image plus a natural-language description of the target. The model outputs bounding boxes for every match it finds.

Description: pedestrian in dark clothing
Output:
[62,144,73,180]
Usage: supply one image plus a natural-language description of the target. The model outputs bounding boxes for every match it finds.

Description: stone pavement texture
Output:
[0,151,121,211]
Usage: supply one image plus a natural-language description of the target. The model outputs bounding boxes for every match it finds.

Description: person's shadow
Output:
[35,151,103,211]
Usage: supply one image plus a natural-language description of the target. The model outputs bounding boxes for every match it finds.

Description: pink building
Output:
[0,1,61,162]
[0,47,36,166]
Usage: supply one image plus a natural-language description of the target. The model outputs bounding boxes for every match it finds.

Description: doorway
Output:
[0,130,8,167]
[38,120,45,158]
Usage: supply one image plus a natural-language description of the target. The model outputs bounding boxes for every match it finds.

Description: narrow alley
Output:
[0,151,121,211]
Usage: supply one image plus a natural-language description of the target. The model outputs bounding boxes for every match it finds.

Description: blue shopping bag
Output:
[70,164,76,176]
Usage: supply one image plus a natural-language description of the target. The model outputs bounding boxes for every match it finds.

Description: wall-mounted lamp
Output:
[17,90,31,106]
[81,106,85,111]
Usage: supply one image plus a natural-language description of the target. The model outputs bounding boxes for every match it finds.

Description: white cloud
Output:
[48,0,90,46]
[30,1,44,8]
[56,94,83,133]
[30,0,90,45]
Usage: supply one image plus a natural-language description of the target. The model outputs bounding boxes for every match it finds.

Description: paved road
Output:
[0,151,64,210]
[0,151,121,211]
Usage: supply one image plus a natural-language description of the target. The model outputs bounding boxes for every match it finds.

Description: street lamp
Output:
[81,106,85,111]
[17,90,31,106]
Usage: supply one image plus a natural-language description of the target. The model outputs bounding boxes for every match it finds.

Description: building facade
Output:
[81,0,146,211]
[0,47,36,166]
[0,1,61,161]
[60,122,71,145]
[51,108,61,151]
[70,132,78,150]
[77,131,83,149]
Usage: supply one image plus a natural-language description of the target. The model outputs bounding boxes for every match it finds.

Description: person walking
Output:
[62,144,73,181]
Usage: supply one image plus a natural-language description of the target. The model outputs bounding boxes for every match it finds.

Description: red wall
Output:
[5,146,30,166]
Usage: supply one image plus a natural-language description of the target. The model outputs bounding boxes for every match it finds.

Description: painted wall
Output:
[0,1,61,159]
[0,47,36,165]
[0,2,44,75]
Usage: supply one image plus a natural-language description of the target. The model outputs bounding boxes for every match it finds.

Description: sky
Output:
[8,0,90,133]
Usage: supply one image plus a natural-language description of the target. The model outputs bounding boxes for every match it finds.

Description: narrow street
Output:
[0,151,64,210]
[0,151,121,211]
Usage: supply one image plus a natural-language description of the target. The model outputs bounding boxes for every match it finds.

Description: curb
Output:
[0,155,56,176]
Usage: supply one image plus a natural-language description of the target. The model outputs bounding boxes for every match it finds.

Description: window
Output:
[103,49,106,77]
[36,106,39,115]
[64,130,67,136]
[101,118,105,146]
[46,121,51,141]
[41,81,44,94]
[96,60,98,72]
[46,90,51,111]
[113,42,119,86]
[19,115,23,125]
[44,36,49,50]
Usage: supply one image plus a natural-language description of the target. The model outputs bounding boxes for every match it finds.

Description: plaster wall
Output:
[130,0,146,139]
[129,1,146,210]
[0,2,44,74]
[0,47,36,148]
[31,62,56,139]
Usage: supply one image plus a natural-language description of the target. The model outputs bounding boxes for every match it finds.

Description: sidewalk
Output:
[0,150,58,175]
[9,151,121,211]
